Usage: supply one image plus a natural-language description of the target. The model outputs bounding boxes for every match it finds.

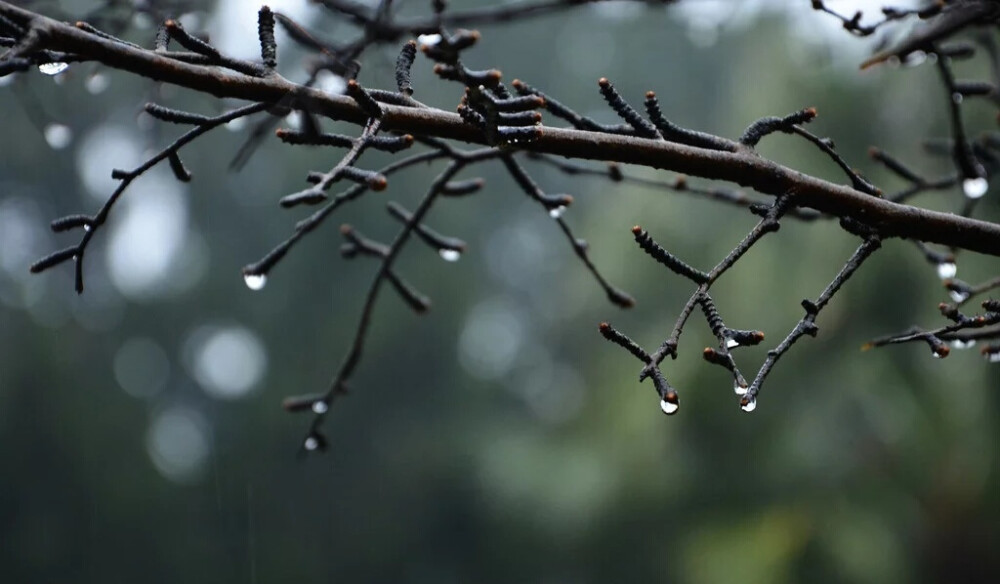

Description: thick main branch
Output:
[3,1,999,255]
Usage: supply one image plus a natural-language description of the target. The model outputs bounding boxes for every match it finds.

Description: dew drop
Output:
[226,117,247,132]
[936,262,957,280]
[244,273,266,291]
[44,124,72,150]
[86,72,109,94]
[962,177,988,199]
[311,401,328,414]
[950,290,969,303]
[659,398,679,415]
[725,337,739,349]
[951,339,976,350]
[38,62,69,76]
[734,382,747,396]
[548,206,566,219]
[740,397,757,413]
[439,249,462,262]
[418,33,442,46]
[303,436,319,451]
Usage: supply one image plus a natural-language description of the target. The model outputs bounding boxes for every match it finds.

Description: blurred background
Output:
[1,0,998,582]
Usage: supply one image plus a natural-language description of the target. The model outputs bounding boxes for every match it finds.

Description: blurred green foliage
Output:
[0,1,997,582]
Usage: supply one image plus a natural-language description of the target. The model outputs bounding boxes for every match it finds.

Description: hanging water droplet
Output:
[936,262,957,280]
[38,62,69,76]
[950,290,969,303]
[962,177,988,199]
[439,249,462,262]
[244,273,266,291]
[226,117,247,132]
[932,350,943,359]
[85,72,109,94]
[417,33,442,46]
[725,337,739,349]
[734,382,747,396]
[548,206,566,219]
[951,92,964,105]
[311,401,328,414]
[83,224,92,232]
[303,436,319,451]
[659,398,679,415]
[740,397,757,412]
[44,124,72,150]
[951,339,976,350]
[987,352,1000,363]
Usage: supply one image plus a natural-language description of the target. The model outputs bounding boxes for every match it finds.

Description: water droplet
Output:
[418,34,442,46]
[439,249,462,262]
[725,337,739,349]
[659,398,679,415]
[937,262,957,280]
[226,117,247,132]
[962,177,988,199]
[304,436,319,451]
[83,224,91,232]
[952,92,964,105]
[932,351,943,359]
[734,382,747,396]
[0,73,17,87]
[311,401,328,414]
[44,124,72,150]
[86,72,109,94]
[244,273,266,291]
[548,206,566,219]
[951,339,976,350]
[987,352,1000,363]
[740,397,757,412]
[950,290,969,303]
[38,62,69,76]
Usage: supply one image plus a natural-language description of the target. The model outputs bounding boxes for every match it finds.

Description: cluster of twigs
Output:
[2,0,998,452]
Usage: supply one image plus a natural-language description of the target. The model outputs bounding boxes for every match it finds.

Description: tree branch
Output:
[2,1,998,256]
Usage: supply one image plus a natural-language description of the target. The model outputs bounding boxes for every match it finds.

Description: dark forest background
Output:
[0,1,997,582]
